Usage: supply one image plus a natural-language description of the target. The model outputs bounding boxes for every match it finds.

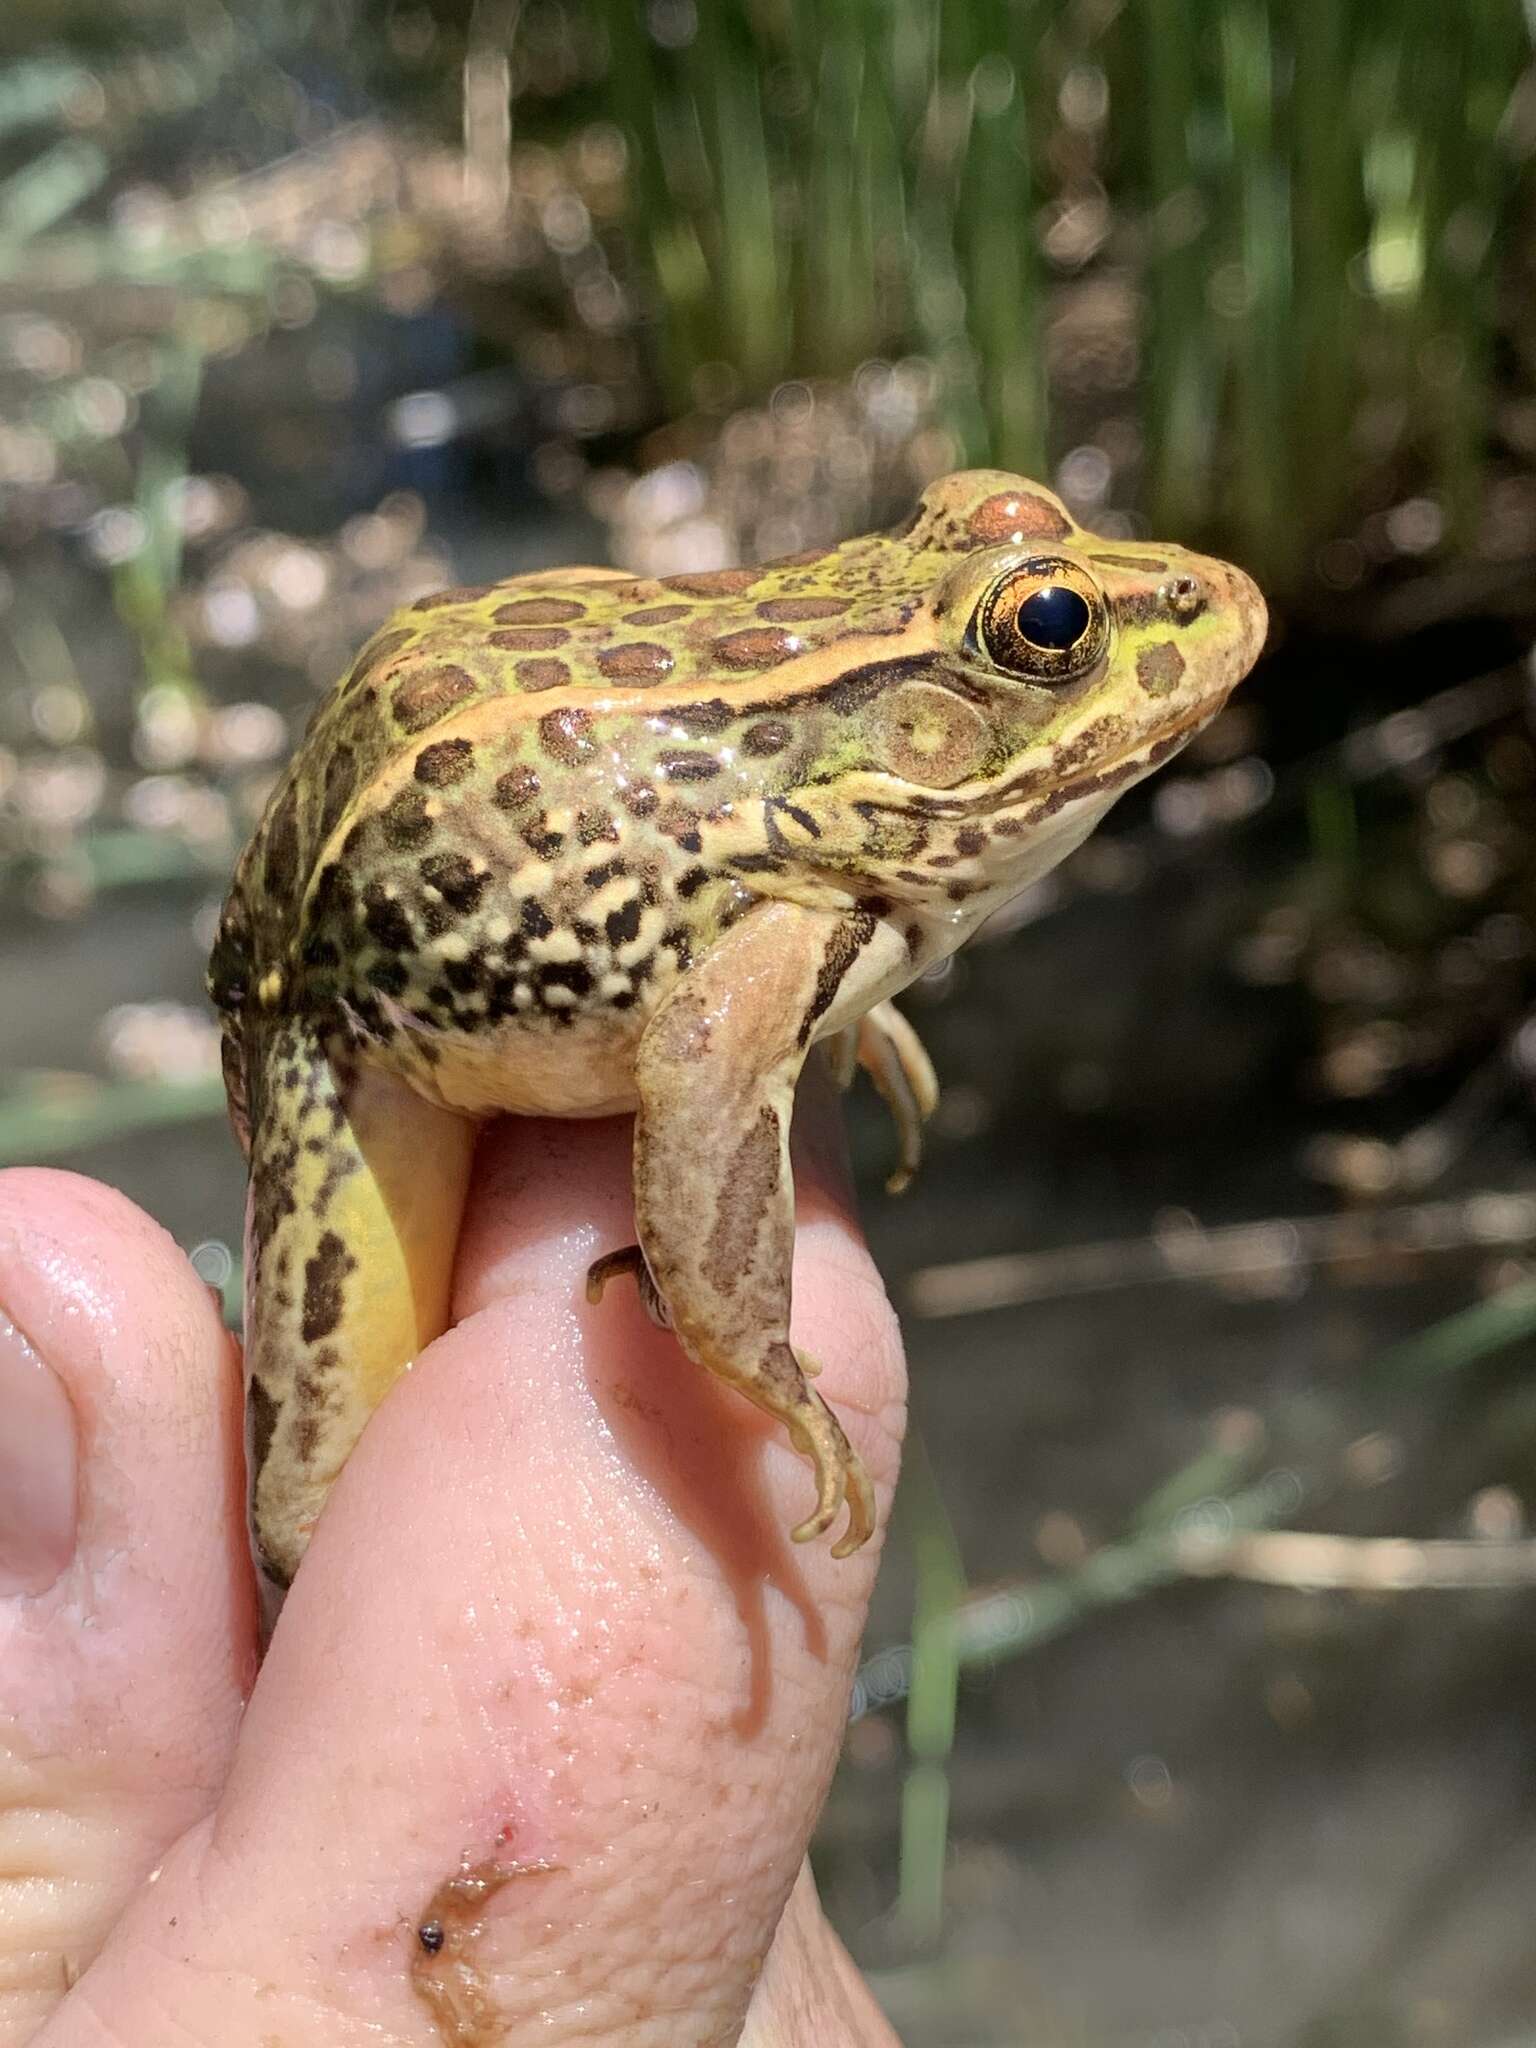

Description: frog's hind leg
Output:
[606,900,892,1558]
[244,1018,475,1590]
[826,1000,938,1195]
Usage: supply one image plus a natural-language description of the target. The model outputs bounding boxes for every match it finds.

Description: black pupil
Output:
[1015,584,1090,651]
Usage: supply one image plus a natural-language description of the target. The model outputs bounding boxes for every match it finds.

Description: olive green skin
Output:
[210,469,1267,1591]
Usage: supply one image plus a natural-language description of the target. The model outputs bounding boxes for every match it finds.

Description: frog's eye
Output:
[972,558,1108,683]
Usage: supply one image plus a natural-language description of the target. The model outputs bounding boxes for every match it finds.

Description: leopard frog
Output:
[208,470,1267,1592]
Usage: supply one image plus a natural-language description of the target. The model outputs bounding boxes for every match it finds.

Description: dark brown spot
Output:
[392,663,477,734]
[1095,551,1169,572]
[363,886,414,952]
[301,1230,356,1344]
[488,627,570,653]
[703,1107,782,1290]
[621,780,658,818]
[521,899,553,938]
[421,851,488,913]
[711,627,798,671]
[261,784,301,899]
[493,765,541,811]
[248,1376,278,1478]
[662,567,759,597]
[319,747,357,839]
[658,751,722,782]
[516,658,572,692]
[797,910,877,1048]
[538,706,594,766]
[597,641,675,683]
[763,547,829,569]
[967,491,1072,544]
[1136,641,1187,696]
[578,806,620,845]
[955,826,987,858]
[521,816,564,859]
[494,597,586,625]
[605,897,642,945]
[414,737,474,787]
[623,604,690,626]
[381,788,434,850]
[540,960,593,997]
[742,719,791,756]
[411,584,494,610]
[583,859,624,889]
[659,696,734,735]
[755,595,851,622]
[676,865,710,898]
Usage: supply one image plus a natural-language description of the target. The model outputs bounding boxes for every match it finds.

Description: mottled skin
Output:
[209,470,1267,1592]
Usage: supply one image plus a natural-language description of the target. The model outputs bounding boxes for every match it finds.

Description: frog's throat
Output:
[244,1021,474,1587]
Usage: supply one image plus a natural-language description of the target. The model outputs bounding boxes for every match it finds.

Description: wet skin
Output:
[209,469,1267,1593]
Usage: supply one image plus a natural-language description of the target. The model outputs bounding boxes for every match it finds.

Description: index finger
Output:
[60,1085,905,2046]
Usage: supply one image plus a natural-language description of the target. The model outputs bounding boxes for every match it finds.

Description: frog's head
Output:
[803,469,1267,902]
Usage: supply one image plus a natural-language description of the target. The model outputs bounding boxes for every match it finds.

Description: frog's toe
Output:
[586,1243,672,1329]
[784,1372,875,1556]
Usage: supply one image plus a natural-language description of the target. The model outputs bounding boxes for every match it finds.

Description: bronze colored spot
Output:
[967,491,1073,545]
[488,627,570,653]
[597,641,675,683]
[414,737,474,787]
[493,764,541,811]
[421,851,488,913]
[1136,641,1187,696]
[755,595,852,623]
[261,783,301,900]
[658,751,722,782]
[763,547,829,569]
[411,585,494,610]
[662,567,759,597]
[493,597,586,625]
[623,604,691,627]
[711,626,798,671]
[741,718,791,756]
[516,658,572,692]
[381,788,433,849]
[392,663,477,734]
[319,746,357,839]
[539,705,594,766]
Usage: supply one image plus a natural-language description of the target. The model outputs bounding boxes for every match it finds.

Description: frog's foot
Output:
[586,1243,672,1329]
[854,1000,939,1195]
[765,1345,877,1557]
[628,899,903,1559]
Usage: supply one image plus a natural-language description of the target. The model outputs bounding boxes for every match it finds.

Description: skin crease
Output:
[0,1072,902,2048]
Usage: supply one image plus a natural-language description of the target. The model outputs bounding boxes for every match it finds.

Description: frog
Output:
[208,469,1266,1595]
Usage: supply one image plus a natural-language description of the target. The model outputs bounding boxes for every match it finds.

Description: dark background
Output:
[4,4,1536,2041]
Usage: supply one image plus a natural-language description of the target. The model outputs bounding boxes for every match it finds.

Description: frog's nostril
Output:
[1160,573,1204,623]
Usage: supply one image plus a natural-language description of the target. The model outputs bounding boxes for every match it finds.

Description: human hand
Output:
[0,1090,905,2046]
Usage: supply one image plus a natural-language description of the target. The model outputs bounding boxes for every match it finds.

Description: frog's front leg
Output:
[606,900,888,1557]
[244,1018,475,1589]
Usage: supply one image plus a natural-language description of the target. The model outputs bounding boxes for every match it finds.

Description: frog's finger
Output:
[0,1170,251,2043]
[45,1113,904,2048]
[242,1017,475,1594]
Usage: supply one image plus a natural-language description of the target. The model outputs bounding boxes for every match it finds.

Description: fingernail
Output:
[0,1309,79,1596]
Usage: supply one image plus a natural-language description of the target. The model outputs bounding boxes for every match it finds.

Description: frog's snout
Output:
[1210,557,1269,675]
